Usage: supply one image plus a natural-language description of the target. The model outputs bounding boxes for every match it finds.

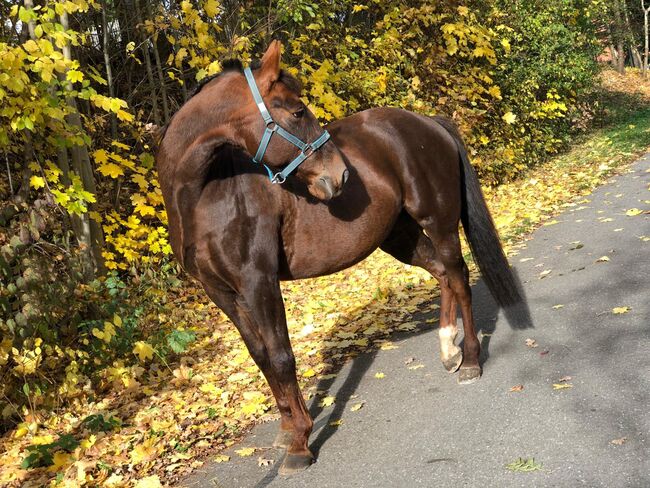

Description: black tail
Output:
[434,117,521,307]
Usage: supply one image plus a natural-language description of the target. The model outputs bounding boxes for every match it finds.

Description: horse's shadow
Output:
[250,265,532,487]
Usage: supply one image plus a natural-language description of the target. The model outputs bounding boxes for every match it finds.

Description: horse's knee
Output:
[270,349,296,378]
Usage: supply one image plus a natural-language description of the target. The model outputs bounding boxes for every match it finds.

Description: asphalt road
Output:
[182,155,650,488]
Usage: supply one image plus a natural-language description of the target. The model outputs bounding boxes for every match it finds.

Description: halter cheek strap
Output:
[243,67,330,184]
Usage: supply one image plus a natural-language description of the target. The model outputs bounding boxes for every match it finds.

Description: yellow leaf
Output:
[552,304,564,309]
[93,149,109,164]
[29,175,45,189]
[134,475,163,488]
[625,208,642,216]
[350,402,364,412]
[374,372,385,379]
[302,368,316,378]
[457,6,469,16]
[612,306,630,314]
[204,0,220,17]
[215,454,230,463]
[329,419,343,426]
[113,314,122,327]
[319,396,335,407]
[133,341,154,362]
[502,111,517,124]
[66,70,84,83]
[97,162,124,179]
[596,256,610,263]
[552,383,573,390]
[235,447,256,457]
[50,451,73,470]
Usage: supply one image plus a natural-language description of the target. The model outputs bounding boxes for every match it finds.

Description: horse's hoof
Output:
[279,453,314,475]
[458,366,481,384]
[272,429,293,449]
[442,351,463,373]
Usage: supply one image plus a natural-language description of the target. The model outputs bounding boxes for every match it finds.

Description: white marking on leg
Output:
[439,325,461,361]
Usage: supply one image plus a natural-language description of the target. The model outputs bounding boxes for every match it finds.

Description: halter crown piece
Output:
[244,67,331,184]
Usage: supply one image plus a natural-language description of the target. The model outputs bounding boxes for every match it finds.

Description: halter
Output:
[244,67,331,184]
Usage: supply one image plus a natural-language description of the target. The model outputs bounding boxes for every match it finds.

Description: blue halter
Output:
[243,67,331,184]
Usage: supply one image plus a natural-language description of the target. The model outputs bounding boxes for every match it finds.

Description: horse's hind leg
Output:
[424,230,481,384]
[380,213,463,373]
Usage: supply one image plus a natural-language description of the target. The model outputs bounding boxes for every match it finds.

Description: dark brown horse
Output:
[156,41,520,474]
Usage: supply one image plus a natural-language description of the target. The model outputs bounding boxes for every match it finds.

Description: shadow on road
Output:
[247,262,534,488]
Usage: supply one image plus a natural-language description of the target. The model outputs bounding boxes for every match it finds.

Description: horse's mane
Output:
[156,57,301,146]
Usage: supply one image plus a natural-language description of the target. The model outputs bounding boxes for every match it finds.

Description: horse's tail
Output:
[434,116,521,307]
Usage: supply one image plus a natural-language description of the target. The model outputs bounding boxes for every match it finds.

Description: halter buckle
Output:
[271,173,286,185]
[301,144,314,158]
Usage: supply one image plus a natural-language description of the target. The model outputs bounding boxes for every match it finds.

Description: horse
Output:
[156,41,521,474]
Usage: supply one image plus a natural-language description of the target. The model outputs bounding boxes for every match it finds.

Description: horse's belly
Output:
[281,193,400,280]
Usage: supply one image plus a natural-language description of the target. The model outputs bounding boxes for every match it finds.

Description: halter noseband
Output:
[244,67,330,184]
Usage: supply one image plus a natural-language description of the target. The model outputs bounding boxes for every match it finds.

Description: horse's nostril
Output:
[342,169,349,185]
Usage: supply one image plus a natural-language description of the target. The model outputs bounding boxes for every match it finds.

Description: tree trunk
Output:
[145,0,170,123]
[100,0,118,139]
[641,0,650,79]
[617,41,626,74]
[60,11,106,278]
[134,0,161,125]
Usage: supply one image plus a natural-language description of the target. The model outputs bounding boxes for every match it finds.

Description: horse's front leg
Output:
[202,284,301,452]
[208,275,314,473]
[241,276,314,474]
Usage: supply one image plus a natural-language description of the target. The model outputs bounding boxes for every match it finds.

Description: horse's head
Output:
[231,41,348,201]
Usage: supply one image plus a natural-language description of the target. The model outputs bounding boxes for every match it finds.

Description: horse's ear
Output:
[258,40,282,93]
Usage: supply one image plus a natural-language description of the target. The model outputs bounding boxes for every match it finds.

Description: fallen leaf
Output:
[510,384,524,392]
[214,454,230,463]
[552,304,564,309]
[596,256,610,262]
[329,419,343,426]
[611,437,627,446]
[350,402,365,412]
[625,208,642,216]
[258,456,274,467]
[558,376,572,382]
[235,447,256,457]
[552,383,573,390]
[544,220,559,226]
[505,457,542,472]
[404,357,415,365]
[519,257,534,262]
[612,306,630,314]
[539,349,549,356]
[538,269,552,279]
[599,217,614,222]
[525,338,538,348]
[302,368,316,378]
[134,476,163,488]
[318,373,337,380]
[319,396,335,407]
[374,372,385,379]
[408,364,425,370]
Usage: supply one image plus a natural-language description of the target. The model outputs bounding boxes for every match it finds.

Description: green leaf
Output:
[167,329,196,354]
[505,457,542,472]
[82,414,122,432]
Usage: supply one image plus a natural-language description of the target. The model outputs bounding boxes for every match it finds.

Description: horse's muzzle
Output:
[317,169,348,200]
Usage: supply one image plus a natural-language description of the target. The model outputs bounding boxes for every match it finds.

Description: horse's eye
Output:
[292,108,305,119]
